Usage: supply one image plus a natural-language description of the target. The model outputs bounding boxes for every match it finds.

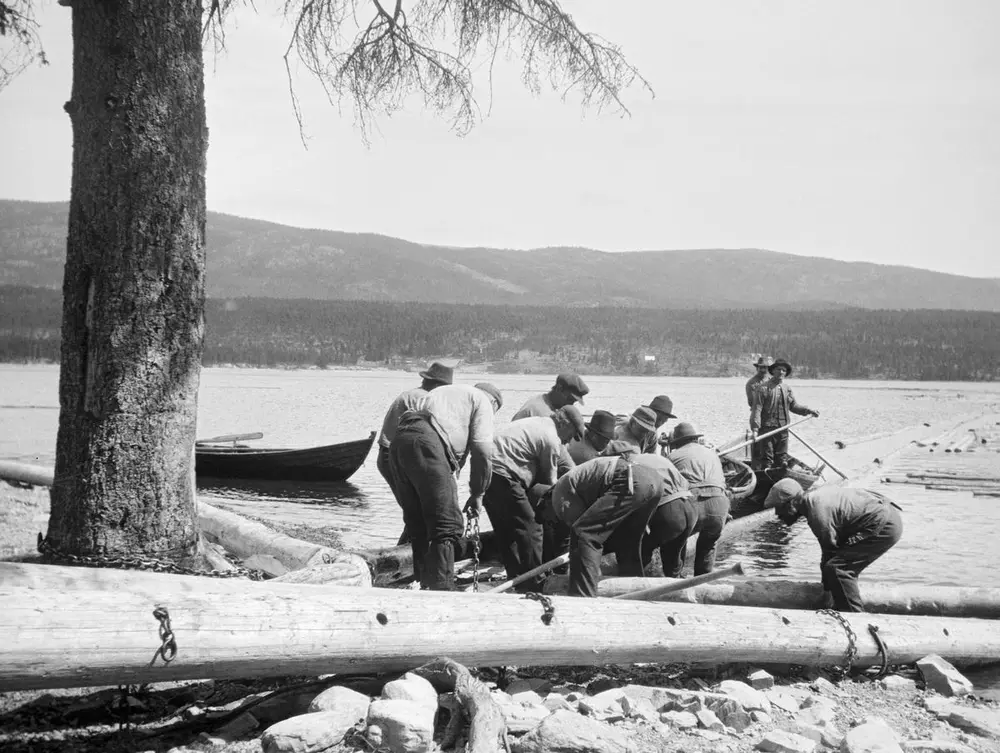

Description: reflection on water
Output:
[722,519,796,572]
[197,477,369,507]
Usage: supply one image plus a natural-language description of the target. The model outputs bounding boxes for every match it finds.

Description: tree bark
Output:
[47,0,207,561]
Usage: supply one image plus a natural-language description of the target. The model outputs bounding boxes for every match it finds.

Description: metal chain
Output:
[867,624,891,680]
[522,592,556,625]
[37,533,265,580]
[817,608,858,677]
[464,511,481,592]
[151,607,177,665]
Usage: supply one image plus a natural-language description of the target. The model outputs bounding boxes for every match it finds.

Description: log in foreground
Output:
[3,562,1000,691]
[544,575,1000,619]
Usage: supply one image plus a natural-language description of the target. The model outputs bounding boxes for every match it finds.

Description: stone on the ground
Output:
[510,690,545,706]
[214,710,259,740]
[916,656,974,698]
[660,710,698,729]
[543,692,575,713]
[941,706,1000,739]
[255,689,328,725]
[755,729,817,753]
[512,709,635,753]
[749,669,775,690]
[879,675,918,693]
[365,698,435,753]
[497,701,550,733]
[811,677,841,696]
[841,718,902,753]
[791,720,843,749]
[696,708,725,732]
[795,698,838,726]
[923,696,955,717]
[751,710,773,725]
[381,672,439,713]
[578,688,627,717]
[715,699,753,732]
[719,680,771,711]
[307,685,372,727]
[620,696,659,724]
[621,683,728,712]
[902,740,977,753]
[261,711,359,753]
[506,677,553,695]
[766,688,805,714]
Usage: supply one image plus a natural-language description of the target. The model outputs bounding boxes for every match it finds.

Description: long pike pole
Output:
[716,416,814,456]
[612,562,746,601]
[789,429,849,480]
[487,553,570,594]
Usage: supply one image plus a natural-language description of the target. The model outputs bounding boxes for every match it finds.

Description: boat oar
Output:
[612,562,746,601]
[788,429,848,480]
[716,417,814,456]
[196,431,264,445]
[486,553,570,594]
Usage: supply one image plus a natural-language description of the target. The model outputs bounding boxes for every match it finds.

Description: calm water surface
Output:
[3,364,999,587]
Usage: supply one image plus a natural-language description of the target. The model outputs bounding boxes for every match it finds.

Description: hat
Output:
[668,421,703,446]
[556,404,587,440]
[586,409,617,441]
[768,359,793,377]
[555,373,589,403]
[646,394,676,419]
[629,406,657,434]
[753,356,771,368]
[764,478,804,509]
[474,382,503,410]
[419,361,454,385]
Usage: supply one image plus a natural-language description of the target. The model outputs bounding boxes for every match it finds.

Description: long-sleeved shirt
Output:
[800,486,898,555]
[551,456,620,525]
[745,372,767,407]
[567,435,602,464]
[667,442,727,491]
[628,454,690,503]
[511,393,555,421]
[491,416,574,489]
[750,380,813,431]
[377,387,429,448]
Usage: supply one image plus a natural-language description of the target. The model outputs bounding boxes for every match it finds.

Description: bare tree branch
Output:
[0,0,48,92]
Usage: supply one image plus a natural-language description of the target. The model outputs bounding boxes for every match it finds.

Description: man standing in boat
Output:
[662,422,730,576]
[745,356,770,468]
[511,373,589,421]
[483,405,584,592]
[390,381,503,591]
[376,362,454,504]
[766,478,903,612]
[750,358,820,469]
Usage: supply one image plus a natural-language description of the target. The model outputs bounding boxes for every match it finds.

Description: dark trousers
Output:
[568,464,663,597]
[389,418,463,591]
[822,506,903,612]
[484,474,544,592]
[378,446,412,545]
[673,492,731,576]
[758,424,789,469]
[636,498,699,578]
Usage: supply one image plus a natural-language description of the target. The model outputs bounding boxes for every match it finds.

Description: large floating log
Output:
[3,562,999,691]
[543,576,1000,619]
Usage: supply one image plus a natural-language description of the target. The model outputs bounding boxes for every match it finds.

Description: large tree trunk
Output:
[46,0,207,561]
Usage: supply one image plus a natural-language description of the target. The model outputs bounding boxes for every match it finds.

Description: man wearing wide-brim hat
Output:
[661,422,730,576]
[749,358,820,470]
[766,478,903,612]
[612,406,660,454]
[512,373,590,421]
[376,361,454,506]
[568,409,616,465]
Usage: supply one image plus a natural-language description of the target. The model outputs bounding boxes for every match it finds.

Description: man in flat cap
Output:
[390,381,502,590]
[484,405,584,591]
[750,358,820,469]
[766,479,903,612]
[512,373,589,421]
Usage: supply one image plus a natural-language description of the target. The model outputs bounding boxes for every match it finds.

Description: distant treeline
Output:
[1,286,997,380]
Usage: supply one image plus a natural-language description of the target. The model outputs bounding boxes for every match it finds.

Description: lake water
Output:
[3,364,1000,587]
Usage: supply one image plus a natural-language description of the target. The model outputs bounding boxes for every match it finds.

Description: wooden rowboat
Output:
[3,562,999,691]
[195,431,376,482]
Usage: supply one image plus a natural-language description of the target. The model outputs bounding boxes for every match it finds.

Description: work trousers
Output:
[758,424,789,469]
[821,505,903,612]
[648,491,731,577]
[389,416,463,591]
[568,463,663,597]
[484,474,544,592]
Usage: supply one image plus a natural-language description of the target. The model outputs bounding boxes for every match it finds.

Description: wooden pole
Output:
[0,460,54,487]
[487,553,571,594]
[716,417,814,457]
[788,429,848,480]
[195,432,264,445]
[3,563,1000,691]
[612,563,745,601]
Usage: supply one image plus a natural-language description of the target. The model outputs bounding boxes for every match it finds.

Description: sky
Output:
[1,1,999,278]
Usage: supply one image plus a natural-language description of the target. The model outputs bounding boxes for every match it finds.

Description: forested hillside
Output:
[2,286,997,380]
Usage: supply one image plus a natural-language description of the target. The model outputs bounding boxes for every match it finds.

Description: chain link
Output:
[151,607,178,665]
[522,592,556,625]
[37,533,265,580]
[464,511,481,592]
[817,608,858,677]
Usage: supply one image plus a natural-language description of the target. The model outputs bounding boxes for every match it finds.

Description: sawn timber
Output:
[3,562,1000,692]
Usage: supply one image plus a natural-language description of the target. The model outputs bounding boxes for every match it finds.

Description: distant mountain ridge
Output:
[2,199,998,310]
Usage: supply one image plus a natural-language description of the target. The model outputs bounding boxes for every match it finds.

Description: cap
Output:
[474,382,503,410]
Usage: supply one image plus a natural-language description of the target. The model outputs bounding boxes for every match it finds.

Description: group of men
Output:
[375,360,903,612]
[377,368,733,597]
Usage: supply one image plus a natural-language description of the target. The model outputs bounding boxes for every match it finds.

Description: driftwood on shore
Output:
[544,575,1000,619]
[3,562,1000,692]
